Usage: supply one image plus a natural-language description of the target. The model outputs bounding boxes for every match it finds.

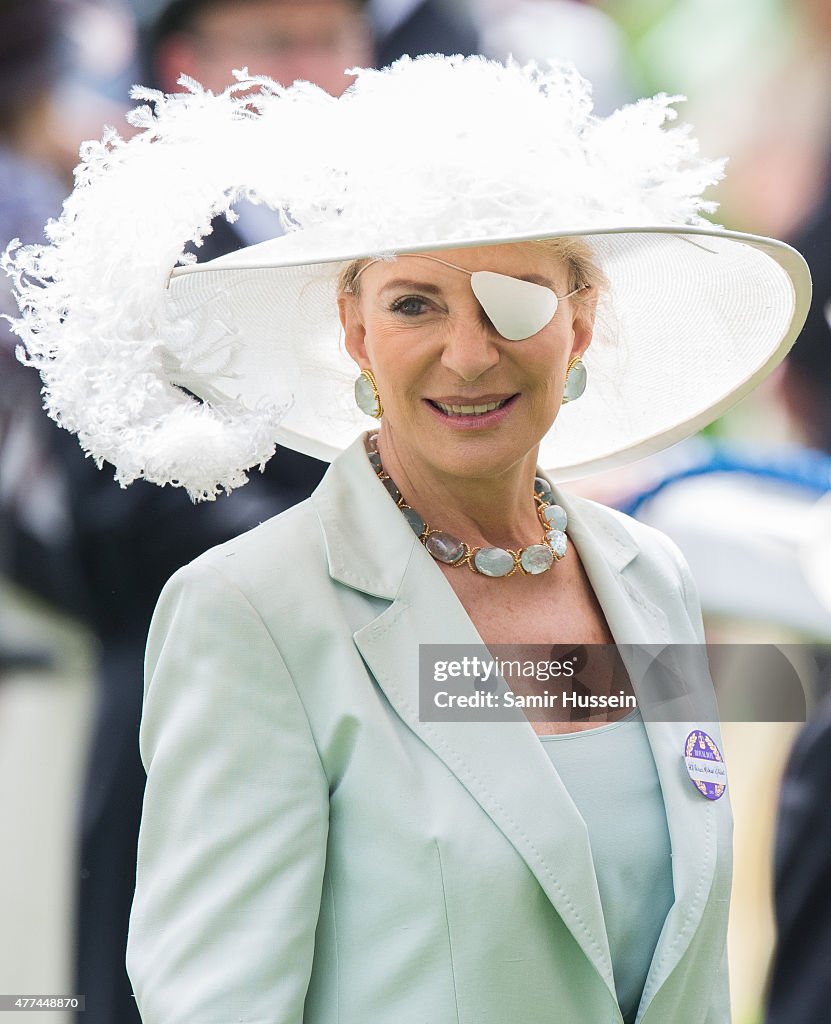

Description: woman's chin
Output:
[416,435,538,485]
[379,404,549,483]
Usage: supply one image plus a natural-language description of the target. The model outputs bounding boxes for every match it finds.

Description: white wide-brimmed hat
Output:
[3,55,811,499]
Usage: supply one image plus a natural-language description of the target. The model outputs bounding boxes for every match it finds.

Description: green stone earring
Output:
[355,368,383,418]
[562,356,587,404]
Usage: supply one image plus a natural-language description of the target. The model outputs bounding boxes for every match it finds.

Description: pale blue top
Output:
[539,712,674,1024]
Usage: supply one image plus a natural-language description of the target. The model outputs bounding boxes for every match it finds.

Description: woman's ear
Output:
[338,294,369,368]
[571,316,594,360]
[570,291,597,360]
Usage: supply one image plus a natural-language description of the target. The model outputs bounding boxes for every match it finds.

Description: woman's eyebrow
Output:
[523,273,556,288]
[379,278,445,294]
[378,273,557,293]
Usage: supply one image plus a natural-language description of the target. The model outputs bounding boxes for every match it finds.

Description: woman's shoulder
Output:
[149,484,387,662]
[166,496,329,596]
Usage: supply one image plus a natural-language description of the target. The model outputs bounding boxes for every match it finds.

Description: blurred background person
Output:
[1,0,74,597]
[0,3,93,1015]
[766,691,831,1024]
[137,0,478,95]
[779,192,831,461]
[765,498,831,1024]
[149,0,373,98]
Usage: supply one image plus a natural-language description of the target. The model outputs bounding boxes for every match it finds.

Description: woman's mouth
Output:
[426,394,518,425]
[433,398,509,416]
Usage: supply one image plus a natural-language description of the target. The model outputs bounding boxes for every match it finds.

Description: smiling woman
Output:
[3,54,810,1024]
[336,244,594,522]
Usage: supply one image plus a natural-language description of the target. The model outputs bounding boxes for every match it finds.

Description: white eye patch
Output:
[352,253,583,341]
[469,271,560,341]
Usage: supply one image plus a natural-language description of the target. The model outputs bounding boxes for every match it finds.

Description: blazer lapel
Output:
[353,554,623,998]
[555,488,721,1021]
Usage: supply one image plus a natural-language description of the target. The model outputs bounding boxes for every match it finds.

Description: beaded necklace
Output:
[366,433,569,578]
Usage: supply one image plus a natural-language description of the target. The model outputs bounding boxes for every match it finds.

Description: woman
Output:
[4,56,809,1024]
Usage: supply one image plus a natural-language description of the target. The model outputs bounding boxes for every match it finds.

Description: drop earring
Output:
[355,368,383,418]
[562,356,587,404]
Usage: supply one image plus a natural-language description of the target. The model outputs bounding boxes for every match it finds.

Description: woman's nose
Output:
[439,311,501,382]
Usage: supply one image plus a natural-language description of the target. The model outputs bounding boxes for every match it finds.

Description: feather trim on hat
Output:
[2,55,726,499]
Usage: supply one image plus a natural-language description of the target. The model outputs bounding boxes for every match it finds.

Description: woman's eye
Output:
[390,295,431,316]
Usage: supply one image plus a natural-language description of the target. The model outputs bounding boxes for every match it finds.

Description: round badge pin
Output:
[684,730,727,800]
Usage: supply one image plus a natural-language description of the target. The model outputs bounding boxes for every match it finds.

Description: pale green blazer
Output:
[127,435,733,1024]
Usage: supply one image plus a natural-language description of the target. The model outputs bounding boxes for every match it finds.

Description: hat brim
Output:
[166,223,810,479]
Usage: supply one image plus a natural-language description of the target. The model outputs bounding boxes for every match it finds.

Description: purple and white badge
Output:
[684,730,727,801]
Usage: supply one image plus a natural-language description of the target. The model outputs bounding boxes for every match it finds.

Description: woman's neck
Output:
[372,429,545,550]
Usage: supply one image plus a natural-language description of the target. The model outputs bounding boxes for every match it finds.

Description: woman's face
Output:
[339,242,594,482]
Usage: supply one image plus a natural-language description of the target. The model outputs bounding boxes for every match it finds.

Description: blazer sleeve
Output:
[126,560,329,1024]
[766,696,831,1024]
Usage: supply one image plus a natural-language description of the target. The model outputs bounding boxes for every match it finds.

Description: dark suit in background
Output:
[766,694,831,1024]
[374,0,478,67]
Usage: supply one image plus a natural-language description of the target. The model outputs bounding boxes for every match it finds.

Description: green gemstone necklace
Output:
[365,433,569,578]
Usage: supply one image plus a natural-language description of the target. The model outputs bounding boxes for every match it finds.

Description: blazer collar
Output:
[313,435,645,602]
[312,434,414,600]
[553,486,671,644]
[313,436,719,1021]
